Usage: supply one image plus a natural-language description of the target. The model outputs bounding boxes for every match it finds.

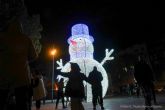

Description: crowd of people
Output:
[0,17,158,110]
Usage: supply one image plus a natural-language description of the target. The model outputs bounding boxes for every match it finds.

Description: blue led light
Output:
[72,24,89,35]
[68,24,94,44]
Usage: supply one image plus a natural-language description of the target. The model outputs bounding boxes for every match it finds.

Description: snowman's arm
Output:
[101,49,114,65]
[56,59,64,70]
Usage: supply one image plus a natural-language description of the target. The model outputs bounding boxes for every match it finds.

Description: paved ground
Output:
[32,94,165,110]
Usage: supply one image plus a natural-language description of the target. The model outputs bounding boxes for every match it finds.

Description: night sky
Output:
[24,0,165,61]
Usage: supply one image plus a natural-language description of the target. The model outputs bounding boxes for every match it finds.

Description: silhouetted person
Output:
[0,18,37,110]
[134,55,157,110]
[135,83,140,97]
[58,63,90,110]
[42,74,47,105]
[55,78,66,109]
[129,83,134,96]
[88,66,104,110]
[32,70,46,110]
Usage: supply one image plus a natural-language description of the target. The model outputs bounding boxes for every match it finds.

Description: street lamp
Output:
[50,48,56,102]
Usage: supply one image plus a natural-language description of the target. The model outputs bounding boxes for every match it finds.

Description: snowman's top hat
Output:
[68,24,94,44]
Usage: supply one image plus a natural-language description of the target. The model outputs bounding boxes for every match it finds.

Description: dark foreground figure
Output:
[88,66,104,110]
[0,19,37,110]
[134,55,157,110]
[58,63,90,110]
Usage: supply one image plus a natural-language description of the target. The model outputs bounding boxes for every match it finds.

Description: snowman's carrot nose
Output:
[70,39,77,46]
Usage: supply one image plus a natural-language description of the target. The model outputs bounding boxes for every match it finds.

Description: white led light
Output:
[56,24,114,102]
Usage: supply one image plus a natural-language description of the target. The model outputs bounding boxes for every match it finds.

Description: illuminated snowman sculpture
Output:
[56,24,114,102]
